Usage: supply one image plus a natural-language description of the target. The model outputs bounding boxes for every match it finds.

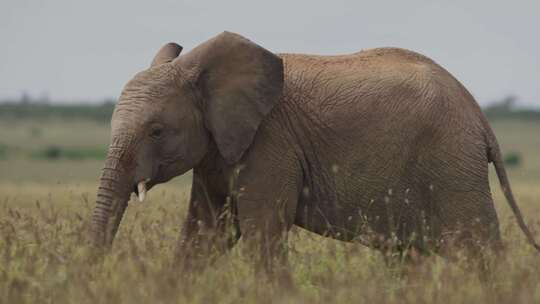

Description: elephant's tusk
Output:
[137,180,148,202]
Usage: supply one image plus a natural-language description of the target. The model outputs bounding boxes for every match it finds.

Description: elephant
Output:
[90,31,540,279]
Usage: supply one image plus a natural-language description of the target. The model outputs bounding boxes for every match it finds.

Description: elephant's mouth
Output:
[130,162,190,202]
[132,179,155,203]
[131,163,166,202]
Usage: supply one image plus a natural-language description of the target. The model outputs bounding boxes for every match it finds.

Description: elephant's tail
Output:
[488,134,540,252]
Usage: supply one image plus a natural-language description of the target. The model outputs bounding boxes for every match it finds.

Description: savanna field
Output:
[1,115,540,303]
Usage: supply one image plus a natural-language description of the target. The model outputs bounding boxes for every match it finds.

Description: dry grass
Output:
[1,182,540,303]
[1,119,539,303]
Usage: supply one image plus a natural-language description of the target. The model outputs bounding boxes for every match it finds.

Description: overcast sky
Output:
[1,0,539,106]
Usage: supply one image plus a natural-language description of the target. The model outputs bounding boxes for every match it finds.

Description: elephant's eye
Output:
[149,124,164,140]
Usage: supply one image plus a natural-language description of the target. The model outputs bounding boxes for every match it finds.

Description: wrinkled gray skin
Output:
[91,32,540,279]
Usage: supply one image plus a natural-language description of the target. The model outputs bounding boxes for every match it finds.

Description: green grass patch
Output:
[31,146,107,160]
[504,152,522,167]
[0,143,7,159]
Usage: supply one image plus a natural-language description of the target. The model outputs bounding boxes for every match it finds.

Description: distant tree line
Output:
[0,100,115,123]
[0,95,539,123]
[483,96,540,121]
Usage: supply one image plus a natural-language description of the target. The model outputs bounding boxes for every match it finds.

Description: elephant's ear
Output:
[177,31,284,164]
[151,42,183,67]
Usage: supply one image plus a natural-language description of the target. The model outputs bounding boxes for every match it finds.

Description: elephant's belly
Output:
[294,185,442,248]
[294,196,380,243]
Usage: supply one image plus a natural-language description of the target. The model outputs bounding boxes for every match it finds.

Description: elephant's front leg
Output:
[235,159,301,284]
[173,172,240,272]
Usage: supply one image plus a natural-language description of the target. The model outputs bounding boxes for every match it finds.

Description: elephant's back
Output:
[279,47,486,130]
[279,47,454,105]
[279,47,437,68]
[280,47,462,95]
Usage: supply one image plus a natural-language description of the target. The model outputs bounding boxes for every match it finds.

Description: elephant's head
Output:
[90,32,284,248]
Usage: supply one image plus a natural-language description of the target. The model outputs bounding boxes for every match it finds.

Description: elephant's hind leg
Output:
[432,187,503,282]
[430,172,503,252]
[416,144,503,280]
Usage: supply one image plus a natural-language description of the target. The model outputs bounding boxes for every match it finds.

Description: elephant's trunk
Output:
[90,139,133,249]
